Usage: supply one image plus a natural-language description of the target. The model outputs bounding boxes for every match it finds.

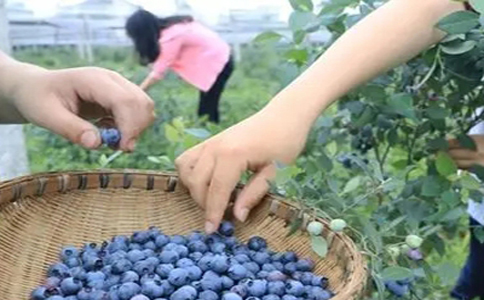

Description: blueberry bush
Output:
[15,0,484,299]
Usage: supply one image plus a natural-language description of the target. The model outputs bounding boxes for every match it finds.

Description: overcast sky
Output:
[7,0,294,23]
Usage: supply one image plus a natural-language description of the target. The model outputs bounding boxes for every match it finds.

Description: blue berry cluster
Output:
[384,278,413,297]
[31,221,334,300]
[100,128,121,148]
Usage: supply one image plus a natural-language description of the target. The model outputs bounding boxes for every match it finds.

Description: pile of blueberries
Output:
[31,221,335,300]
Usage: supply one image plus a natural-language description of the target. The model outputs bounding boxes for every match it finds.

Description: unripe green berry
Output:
[306,221,324,235]
[330,219,347,232]
[405,235,423,249]
[387,246,400,259]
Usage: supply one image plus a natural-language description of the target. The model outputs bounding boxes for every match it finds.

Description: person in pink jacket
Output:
[125,9,234,124]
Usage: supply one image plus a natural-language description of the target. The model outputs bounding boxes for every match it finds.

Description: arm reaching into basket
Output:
[175,0,466,233]
[0,50,155,151]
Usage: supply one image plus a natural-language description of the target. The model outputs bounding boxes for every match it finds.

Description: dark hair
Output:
[125,9,193,65]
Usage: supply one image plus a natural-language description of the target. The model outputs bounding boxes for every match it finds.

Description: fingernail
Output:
[205,221,217,234]
[238,208,249,222]
[80,130,98,148]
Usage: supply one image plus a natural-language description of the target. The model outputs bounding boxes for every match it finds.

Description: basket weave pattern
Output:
[0,170,367,299]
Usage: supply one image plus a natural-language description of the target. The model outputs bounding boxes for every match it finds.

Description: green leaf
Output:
[381,266,414,281]
[441,33,466,43]
[470,0,484,15]
[318,152,333,172]
[287,216,303,237]
[425,106,448,119]
[470,164,484,181]
[441,207,466,222]
[310,235,328,258]
[343,176,361,194]
[147,156,161,164]
[428,137,449,151]
[461,173,480,190]
[435,262,460,286]
[184,128,211,139]
[442,190,460,207]
[441,40,477,55]
[436,152,458,176]
[289,11,318,32]
[289,0,314,12]
[457,134,477,150]
[165,124,180,142]
[437,11,480,34]
[474,226,484,244]
[422,176,442,197]
[253,31,283,44]
[284,49,309,66]
[387,93,417,121]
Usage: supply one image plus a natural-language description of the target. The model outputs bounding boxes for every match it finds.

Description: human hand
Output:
[175,108,311,233]
[448,135,484,169]
[7,63,155,151]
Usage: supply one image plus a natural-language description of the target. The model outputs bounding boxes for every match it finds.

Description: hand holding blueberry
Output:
[0,51,155,152]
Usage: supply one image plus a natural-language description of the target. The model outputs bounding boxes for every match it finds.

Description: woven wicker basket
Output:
[0,170,367,299]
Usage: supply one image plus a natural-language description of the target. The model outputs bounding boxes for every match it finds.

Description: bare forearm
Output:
[0,51,29,123]
[263,0,464,128]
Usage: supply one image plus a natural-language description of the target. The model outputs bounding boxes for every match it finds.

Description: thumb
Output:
[36,105,101,149]
[233,164,275,222]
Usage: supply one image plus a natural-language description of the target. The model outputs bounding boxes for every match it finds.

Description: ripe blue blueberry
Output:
[159,279,175,295]
[60,277,82,295]
[230,284,248,298]
[146,256,161,268]
[246,279,268,297]
[61,246,79,261]
[140,273,161,285]
[199,290,219,300]
[222,292,243,300]
[247,237,267,251]
[188,241,209,254]
[143,241,157,251]
[111,258,133,275]
[131,295,150,300]
[221,275,235,290]
[171,235,188,245]
[228,264,248,281]
[31,286,48,300]
[210,242,227,254]
[176,258,195,268]
[104,274,121,289]
[168,268,190,287]
[133,260,156,275]
[105,250,128,265]
[281,252,298,263]
[283,262,297,275]
[187,231,205,242]
[188,251,204,262]
[48,263,71,279]
[224,237,238,248]
[45,276,61,288]
[129,243,143,251]
[100,128,121,147]
[257,270,270,279]
[285,280,305,296]
[155,235,170,249]
[121,270,139,283]
[262,263,277,272]
[296,259,314,272]
[211,255,230,274]
[234,254,251,264]
[281,296,297,300]
[156,263,175,279]
[218,221,235,237]
[170,285,198,300]
[45,296,64,300]
[127,249,146,263]
[252,252,271,266]
[141,280,165,298]
[311,275,329,289]
[385,280,409,297]
[267,281,286,296]
[262,295,281,300]
[174,245,189,258]
[117,282,141,300]
[185,265,203,281]
[197,255,213,272]
[244,262,261,274]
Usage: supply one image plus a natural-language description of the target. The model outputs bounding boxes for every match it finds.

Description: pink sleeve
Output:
[149,37,183,80]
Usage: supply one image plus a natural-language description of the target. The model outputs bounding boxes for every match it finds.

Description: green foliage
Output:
[259,0,484,299]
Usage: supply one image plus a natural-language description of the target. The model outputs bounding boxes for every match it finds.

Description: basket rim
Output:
[0,169,369,299]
